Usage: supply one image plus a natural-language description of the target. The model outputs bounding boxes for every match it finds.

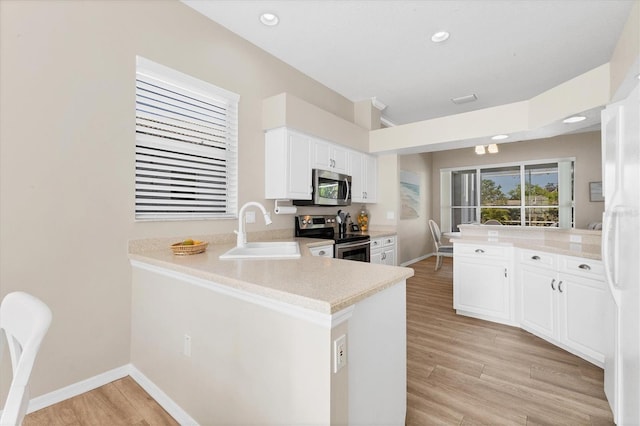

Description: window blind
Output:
[135,57,239,220]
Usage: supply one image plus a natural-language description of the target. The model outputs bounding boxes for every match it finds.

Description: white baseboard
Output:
[27,364,131,413]
[129,365,199,425]
[26,364,198,425]
[400,253,435,267]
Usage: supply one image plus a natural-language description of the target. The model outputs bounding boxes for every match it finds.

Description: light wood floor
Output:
[25,256,613,425]
[406,257,614,425]
[23,376,178,426]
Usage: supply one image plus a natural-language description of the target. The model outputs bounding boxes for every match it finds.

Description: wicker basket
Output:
[170,241,208,255]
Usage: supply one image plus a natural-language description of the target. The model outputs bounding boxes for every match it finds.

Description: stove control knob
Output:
[302,219,308,225]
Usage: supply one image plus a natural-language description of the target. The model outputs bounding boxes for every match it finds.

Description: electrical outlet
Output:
[569,234,582,243]
[386,211,395,220]
[488,230,499,237]
[183,334,192,357]
[334,334,347,373]
[245,211,256,223]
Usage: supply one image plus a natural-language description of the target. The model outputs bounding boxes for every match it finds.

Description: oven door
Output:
[335,240,370,262]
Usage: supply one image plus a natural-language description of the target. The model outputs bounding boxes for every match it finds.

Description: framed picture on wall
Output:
[589,181,604,202]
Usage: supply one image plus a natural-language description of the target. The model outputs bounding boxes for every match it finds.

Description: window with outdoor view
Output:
[443,160,574,232]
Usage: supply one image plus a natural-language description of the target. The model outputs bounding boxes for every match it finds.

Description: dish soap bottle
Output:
[357,208,369,232]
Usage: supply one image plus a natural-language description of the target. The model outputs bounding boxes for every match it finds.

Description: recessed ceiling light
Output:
[487,144,499,154]
[475,145,486,155]
[259,12,279,26]
[491,134,509,141]
[431,31,450,43]
[563,115,587,124]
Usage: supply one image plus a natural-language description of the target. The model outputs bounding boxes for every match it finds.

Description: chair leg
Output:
[435,253,441,271]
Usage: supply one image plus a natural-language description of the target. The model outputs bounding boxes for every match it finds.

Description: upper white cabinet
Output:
[349,151,378,203]
[265,128,312,200]
[312,138,348,173]
[265,127,377,203]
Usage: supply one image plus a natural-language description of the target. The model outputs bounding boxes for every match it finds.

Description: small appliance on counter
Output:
[295,215,369,262]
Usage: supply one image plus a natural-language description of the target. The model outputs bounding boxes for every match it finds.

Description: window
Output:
[135,57,239,220]
[442,159,574,231]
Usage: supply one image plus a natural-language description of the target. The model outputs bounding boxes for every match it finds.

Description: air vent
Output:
[451,94,478,104]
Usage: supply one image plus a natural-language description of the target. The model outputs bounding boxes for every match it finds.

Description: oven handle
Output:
[336,240,370,250]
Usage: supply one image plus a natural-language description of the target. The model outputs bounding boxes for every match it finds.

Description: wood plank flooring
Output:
[24,256,613,425]
[23,376,178,426]
[406,257,614,426]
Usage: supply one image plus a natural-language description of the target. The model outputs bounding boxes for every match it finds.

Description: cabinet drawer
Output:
[559,256,604,280]
[382,236,396,247]
[519,249,557,269]
[370,238,383,249]
[455,244,508,258]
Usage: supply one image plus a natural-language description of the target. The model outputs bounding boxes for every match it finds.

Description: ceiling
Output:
[182,0,634,130]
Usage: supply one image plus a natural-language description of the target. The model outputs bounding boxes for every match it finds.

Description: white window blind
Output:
[135,56,239,220]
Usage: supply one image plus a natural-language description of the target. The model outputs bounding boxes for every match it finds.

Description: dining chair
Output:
[483,219,502,225]
[0,292,52,426]
[428,220,454,271]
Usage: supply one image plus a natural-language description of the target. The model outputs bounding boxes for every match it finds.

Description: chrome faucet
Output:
[235,201,272,247]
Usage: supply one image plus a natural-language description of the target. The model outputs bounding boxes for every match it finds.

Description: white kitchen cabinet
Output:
[265,128,312,200]
[453,243,514,324]
[312,138,348,173]
[349,151,378,203]
[518,250,610,366]
[309,244,333,258]
[370,235,396,266]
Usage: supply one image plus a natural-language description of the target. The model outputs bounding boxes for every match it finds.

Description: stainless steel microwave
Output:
[293,169,352,206]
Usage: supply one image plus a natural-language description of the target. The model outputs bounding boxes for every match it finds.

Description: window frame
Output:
[441,157,575,232]
[135,56,240,221]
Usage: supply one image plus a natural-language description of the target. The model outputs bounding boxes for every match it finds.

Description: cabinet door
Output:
[312,139,332,171]
[558,274,609,362]
[287,132,312,198]
[265,128,311,199]
[519,265,556,339]
[382,248,395,266]
[454,258,510,320]
[363,154,378,203]
[332,145,349,173]
[349,151,365,202]
[370,250,382,265]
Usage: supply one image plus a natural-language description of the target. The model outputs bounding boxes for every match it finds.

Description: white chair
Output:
[1,292,52,426]
[428,220,454,271]
[483,219,502,225]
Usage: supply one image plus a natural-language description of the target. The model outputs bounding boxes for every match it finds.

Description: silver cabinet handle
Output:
[531,255,541,260]
[551,279,556,290]
[475,249,485,253]
[578,264,591,271]
[558,281,564,293]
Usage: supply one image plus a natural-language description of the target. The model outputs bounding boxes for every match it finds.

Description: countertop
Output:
[129,236,413,315]
[453,236,602,260]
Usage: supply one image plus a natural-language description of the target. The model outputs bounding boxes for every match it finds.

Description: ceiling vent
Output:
[451,94,478,105]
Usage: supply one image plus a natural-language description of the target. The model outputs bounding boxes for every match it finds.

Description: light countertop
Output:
[453,236,602,260]
[129,236,413,314]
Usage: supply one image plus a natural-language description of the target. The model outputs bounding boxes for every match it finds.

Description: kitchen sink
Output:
[219,242,301,260]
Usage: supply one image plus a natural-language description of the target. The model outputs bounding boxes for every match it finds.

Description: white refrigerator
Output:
[601,82,639,425]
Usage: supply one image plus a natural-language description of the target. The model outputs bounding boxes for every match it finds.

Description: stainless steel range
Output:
[295,215,370,262]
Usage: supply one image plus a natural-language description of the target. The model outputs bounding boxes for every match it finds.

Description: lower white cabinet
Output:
[518,250,611,366]
[453,243,513,324]
[370,235,396,266]
[309,244,333,258]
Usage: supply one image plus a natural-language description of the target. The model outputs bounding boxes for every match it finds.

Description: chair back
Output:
[0,292,52,426]
[428,220,443,250]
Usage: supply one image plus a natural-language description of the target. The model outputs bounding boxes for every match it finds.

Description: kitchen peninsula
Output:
[128,233,413,425]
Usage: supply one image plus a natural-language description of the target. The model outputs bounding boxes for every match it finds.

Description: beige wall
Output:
[0,0,357,399]
[430,132,604,230]
[397,154,434,265]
